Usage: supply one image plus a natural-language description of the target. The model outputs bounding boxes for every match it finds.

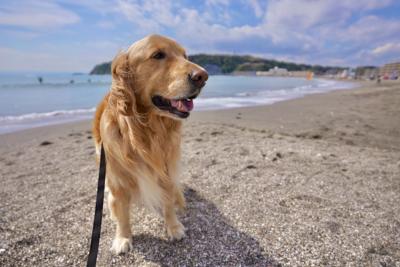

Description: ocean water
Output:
[0,73,354,134]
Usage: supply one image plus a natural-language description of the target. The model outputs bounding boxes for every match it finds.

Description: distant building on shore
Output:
[338,68,356,79]
[380,62,400,80]
[269,66,289,76]
[256,68,314,79]
[256,66,289,76]
[355,67,379,80]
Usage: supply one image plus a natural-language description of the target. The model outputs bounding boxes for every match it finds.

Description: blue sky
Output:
[0,0,399,72]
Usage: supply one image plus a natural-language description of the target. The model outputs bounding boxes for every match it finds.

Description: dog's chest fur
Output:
[104,113,183,210]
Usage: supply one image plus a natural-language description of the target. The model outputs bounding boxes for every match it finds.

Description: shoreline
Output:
[0,77,356,135]
[1,80,399,266]
[0,78,358,139]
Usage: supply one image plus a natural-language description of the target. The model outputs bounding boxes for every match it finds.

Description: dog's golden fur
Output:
[92,35,207,254]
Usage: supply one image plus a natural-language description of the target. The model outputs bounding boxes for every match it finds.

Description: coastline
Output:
[1,80,399,266]
[0,79,393,149]
[0,76,355,135]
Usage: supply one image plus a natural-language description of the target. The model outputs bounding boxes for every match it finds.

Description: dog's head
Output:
[110,34,208,120]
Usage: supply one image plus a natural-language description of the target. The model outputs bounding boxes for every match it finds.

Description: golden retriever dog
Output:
[92,34,208,254]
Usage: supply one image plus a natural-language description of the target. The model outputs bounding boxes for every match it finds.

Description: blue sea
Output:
[0,73,355,134]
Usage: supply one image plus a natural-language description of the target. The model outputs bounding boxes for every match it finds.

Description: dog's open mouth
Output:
[152,95,196,118]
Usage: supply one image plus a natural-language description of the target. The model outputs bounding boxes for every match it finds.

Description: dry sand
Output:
[0,81,399,266]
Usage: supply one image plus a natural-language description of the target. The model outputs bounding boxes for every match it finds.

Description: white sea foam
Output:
[0,108,96,134]
[0,108,96,122]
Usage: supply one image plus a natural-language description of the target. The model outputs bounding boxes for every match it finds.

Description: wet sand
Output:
[1,80,399,266]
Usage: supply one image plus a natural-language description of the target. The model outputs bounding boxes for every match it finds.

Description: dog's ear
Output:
[110,52,136,116]
[111,52,130,80]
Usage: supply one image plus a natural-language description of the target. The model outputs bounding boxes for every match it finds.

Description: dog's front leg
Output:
[108,190,133,254]
[162,184,185,240]
[164,200,185,240]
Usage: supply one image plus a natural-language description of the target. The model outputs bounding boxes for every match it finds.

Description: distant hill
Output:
[90,54,346,75]
[90,62,111,75]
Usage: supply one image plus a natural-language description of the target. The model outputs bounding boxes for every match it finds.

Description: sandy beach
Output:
[0,80,399,266]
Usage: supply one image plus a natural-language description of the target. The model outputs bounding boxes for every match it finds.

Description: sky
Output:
[0,0,399,72]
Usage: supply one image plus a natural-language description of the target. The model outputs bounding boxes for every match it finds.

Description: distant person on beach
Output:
[37,77,43,84]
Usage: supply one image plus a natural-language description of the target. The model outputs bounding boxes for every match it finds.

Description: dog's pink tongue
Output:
[171,99,194,112]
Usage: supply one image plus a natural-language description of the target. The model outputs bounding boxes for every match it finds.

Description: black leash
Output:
[87,144,106,267]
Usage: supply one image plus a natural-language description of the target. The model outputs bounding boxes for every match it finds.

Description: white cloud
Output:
[0,1,80,29]
[372,43,400,55]
[265,0,342,30]
[343,16,400,43]
[114,0,160,32]
[113,0,184,32]
[206,0,230,6]
[345,0,393,10]
[247,0,264,18]
[261,0,397,45]
[264,0,393,30]
[1,0,399,71]
[94,0,399,66]
[140,0,181,27]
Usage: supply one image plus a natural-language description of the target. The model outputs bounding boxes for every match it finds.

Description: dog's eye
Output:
[152,51,166,60]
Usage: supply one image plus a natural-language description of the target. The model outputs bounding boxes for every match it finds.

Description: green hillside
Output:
[90,54,345,75]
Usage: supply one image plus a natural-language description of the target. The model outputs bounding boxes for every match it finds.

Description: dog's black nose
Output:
[189,68,208,88]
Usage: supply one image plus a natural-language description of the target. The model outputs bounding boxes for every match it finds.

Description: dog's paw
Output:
[167,221,186,241]
[111,237,133,255]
